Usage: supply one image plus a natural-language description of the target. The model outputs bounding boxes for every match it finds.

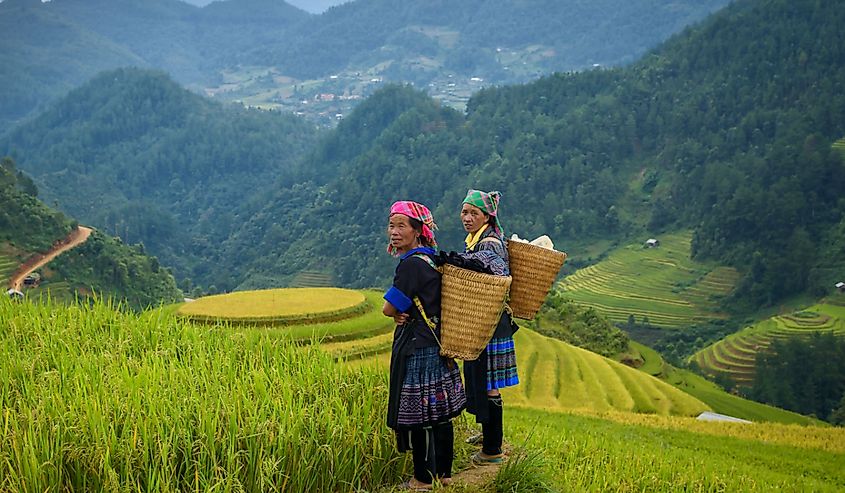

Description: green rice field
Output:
[3,297,843,491]
[692,303,845,385]
[833,136,845,154]
[559,231,739,329]
[0,254,16,287]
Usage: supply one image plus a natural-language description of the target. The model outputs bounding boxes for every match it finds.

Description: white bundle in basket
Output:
[510,233,555,250]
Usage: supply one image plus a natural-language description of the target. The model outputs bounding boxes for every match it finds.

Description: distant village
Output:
[204,66,493,127]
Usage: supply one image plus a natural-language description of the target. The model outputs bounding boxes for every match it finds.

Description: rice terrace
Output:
[559,231,739,329]
[3,289,845,491]
[692,303,845,385]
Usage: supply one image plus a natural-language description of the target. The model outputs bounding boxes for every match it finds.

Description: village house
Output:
[836,281,845,293]
[645,238,660,248]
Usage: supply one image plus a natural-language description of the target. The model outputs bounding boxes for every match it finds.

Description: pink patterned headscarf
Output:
[387,201,438,255]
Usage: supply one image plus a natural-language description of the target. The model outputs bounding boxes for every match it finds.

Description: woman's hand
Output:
[383,301,409,325]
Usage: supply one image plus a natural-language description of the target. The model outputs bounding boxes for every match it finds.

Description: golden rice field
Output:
[4,296,844,491]
[692,304,845,385]
[349,326,709,417]
[177,287,367,325]
[559,231,739,328]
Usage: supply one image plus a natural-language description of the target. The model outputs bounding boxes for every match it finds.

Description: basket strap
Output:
[413,296,443,351]
[413,252,444,274]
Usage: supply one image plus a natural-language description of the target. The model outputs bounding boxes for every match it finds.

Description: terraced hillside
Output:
[0,254,16,288]
[833,136,845,155]
[559,231,739,328]
[692,304,845,385]
[289,270,334,288]
[348,327,709,417]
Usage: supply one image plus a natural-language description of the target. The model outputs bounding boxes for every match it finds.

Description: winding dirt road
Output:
[9,226,93,291]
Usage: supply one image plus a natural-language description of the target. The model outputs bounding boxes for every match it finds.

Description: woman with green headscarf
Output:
[459,189,518,465]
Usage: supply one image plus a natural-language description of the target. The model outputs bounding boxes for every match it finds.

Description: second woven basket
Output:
[507,240,567,319]
[439,263,512,360]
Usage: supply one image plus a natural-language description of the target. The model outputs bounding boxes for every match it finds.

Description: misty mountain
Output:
[0,0,729,134]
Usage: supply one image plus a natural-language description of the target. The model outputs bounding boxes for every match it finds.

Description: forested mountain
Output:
[214,0,845,309]
[4,0,843,312]
[0,0,728,134]
[0,0,306,133]
[0,157,73,252]
[0,68,321,284]
[255,0,730,80]
[0,157,182,308]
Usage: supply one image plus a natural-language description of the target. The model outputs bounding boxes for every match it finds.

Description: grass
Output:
[692,303,845,385]
[559,231,739,328]
[505,407,845,491]
[177,287,367,325]
[4,297,842,492]
[626,339,664,376]
[0,297,407,492]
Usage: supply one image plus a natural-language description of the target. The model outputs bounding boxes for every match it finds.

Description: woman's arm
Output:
[383,301,399,316]
[383,300,409,325]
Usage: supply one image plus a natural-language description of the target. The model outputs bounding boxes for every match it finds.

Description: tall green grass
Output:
[506,407,845,491]
[0,298,406,492]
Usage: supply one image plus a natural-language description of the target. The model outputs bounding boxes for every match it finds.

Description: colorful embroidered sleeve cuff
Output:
[384,286,412,313]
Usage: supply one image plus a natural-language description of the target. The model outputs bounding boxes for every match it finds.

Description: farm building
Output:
[645,238,660,248]
[6,288,23,300]
[836,281,845,292]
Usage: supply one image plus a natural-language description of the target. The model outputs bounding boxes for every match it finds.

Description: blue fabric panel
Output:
[384,285,412,312]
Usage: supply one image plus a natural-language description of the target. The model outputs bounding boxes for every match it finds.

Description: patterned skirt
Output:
[487,336,519,391]
[397,346,467,427]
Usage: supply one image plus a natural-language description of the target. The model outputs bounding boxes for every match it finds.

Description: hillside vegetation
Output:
[0,156,181,308]
[1,68,320,285]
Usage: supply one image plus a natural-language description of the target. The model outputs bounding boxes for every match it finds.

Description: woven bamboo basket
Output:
[439,263,512,360]
[507,240,567,319]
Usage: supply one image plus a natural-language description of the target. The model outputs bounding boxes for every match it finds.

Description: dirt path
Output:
[9,226,93,291]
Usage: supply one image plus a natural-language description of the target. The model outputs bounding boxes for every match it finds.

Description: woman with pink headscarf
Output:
[383,200,466,490]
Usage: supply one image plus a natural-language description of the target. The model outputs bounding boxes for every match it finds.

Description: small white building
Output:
[696,412,751,424]
[6,288,24,300]
[645,238,660,248]
[836,281,845,292]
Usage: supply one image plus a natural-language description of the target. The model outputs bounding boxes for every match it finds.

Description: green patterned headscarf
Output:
[463,189,503,236]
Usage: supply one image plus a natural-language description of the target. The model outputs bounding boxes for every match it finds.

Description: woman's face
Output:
[461,203,488,234]
[387,214,420,254]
